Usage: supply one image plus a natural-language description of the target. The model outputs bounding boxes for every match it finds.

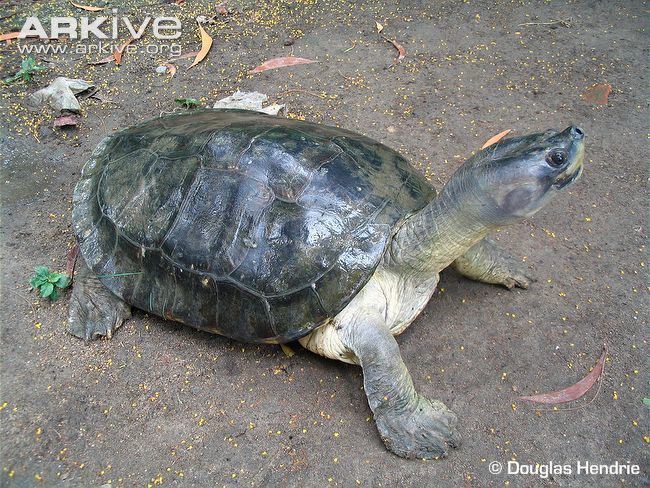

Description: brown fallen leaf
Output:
[381,35,405,64]
[581,83,612,105]
[88,38,135,65]
[53,114,81,127]
[69,0,106,11]
[113,38,135,65]
[248,56,317,74]
[89,53,115,65]
[164,63,177,78]
[166,51,199,63]
[481,129,512,149]
[518,345,608,404]
[216,2,228,14]
[0,32,20,42]
[188,22,213,69]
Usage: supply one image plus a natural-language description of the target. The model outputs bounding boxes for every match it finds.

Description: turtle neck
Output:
[388,170,497,274]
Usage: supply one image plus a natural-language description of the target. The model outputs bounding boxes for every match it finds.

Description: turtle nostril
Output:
[571,126,584,140]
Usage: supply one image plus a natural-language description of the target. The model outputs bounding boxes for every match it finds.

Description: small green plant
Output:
[4,56,47,84]
[29,266,71,300]
[175,98,200,109]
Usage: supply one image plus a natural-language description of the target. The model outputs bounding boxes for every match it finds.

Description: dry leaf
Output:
[114,38,135,65]
[481,129,512,149]
[519,346,608,404]
[581,83,612,105]
[65,244,80,284]
[69,0,106,11]
[0,32,20,42]
[216,3,228,14]
[248,56,316,74]
[89,38,134,65]
[164,63,177,78]
[89,54,115,65]
[166,51,200,64]
[382,35,405,63]
[53,114,81,127]
[375,21,384,33]
[280,344,295,358]
[188,22,213,69]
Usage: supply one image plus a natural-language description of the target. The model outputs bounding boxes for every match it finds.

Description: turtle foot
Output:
[375,395,460,460]
[500,266,534,290]
[67,261,131,341]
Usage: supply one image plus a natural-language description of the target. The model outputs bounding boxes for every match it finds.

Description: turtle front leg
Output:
[452,238,534,290]
[337,313,460,459]
[67,258,131,341]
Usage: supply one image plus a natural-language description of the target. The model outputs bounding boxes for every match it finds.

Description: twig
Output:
[519,19,571,28]
[66,244,79,284]
[276,89,325,99]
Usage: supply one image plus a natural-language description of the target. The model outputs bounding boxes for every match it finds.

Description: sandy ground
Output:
[0,0,648,486]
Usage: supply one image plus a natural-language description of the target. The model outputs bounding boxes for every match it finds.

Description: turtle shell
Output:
[73,109,435,343]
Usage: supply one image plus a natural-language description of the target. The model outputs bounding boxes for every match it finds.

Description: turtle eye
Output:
[546,148,568,167]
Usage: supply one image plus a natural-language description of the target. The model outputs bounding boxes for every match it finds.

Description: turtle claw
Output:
[375,396,460,460]
[502,269,535,290]
[67,260,131,341]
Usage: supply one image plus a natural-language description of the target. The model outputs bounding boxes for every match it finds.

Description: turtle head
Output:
[462,125,585,225]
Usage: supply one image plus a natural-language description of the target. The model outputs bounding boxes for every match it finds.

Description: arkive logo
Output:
[18,10,182,40]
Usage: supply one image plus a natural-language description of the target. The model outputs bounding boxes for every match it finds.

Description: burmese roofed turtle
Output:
[69,109,585,459]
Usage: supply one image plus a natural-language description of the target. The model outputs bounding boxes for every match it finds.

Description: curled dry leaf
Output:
[381,35,405,64]
[581,83,612,105]
[375,21,384,33]
[69,0,106,11]
[164,63,177,78]
[248,56,317,74]
[188,22,213,69]
[519,345,608,404]
[481,129,512,149]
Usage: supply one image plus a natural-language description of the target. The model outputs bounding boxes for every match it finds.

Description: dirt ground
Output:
[0,0,647,486]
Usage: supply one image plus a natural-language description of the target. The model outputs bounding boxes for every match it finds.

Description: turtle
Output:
[69,109,585,460]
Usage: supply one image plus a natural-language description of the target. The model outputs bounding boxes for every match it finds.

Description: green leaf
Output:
[30,276,47,288]
[175,98,200,109]
[40,282,54,297]
[22,57,35,70]
[49,289,59,301]
[35,266,50,277]
[643,397,650,407]
[54,275,70,289]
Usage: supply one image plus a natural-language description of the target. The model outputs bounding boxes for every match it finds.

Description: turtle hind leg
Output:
[67,259,131,341]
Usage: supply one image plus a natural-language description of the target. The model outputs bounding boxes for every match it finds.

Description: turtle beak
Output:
[553,126,585,190]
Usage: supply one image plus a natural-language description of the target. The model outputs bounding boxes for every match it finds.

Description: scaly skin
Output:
[453,238,534,289]
[68,259,131,341]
